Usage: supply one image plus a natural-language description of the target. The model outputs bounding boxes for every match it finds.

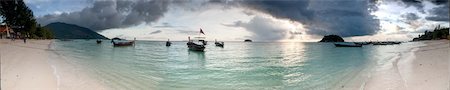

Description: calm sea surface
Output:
[50,40,423,90]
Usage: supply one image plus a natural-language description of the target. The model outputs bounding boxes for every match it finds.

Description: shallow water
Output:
[50,40,422,90]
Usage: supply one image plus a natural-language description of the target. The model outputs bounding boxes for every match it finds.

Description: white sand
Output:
[364,40,449,90]
[399,40,449,90]
[1,39,106,90]
[1,39,57,90]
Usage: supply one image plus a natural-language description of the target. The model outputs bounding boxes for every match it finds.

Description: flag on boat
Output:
[200,28,205,35]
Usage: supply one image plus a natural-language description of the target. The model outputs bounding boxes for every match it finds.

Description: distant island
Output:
[413,26,449,41]
[45,22,108,39]
[319,35,344,42]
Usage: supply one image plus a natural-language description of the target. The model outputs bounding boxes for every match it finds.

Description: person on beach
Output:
[23,37,26,43]
[11,33,15,41]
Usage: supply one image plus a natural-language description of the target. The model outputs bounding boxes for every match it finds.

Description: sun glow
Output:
[257,13,312,42]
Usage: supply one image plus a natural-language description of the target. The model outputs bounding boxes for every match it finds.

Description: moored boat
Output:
[96,39,102,44]
[214,39,224,47]
[187,37,206,51]
[372,42,391,45]
[354,42,370,45]
[371,41,401,45]
[392,42,401,44]
[166,39,172,47]
[112,38,135,46]
[334,42,362,47]
[244,39,252,42]
[187,29,207,51]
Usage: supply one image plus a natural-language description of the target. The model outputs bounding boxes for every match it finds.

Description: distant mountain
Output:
[44,22,109,39]
[319,35,344,42]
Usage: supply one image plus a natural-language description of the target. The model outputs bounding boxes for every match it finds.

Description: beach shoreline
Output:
[363,40,449,90]
[1,39,106,90]
[1,39,57,90]
[400,40,450,90]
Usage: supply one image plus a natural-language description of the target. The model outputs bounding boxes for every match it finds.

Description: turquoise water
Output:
[50,40,422,90]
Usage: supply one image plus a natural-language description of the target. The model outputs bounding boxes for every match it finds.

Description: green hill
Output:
[44,22,109,39]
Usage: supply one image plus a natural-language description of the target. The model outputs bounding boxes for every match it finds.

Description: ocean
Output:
[48,40,424,90]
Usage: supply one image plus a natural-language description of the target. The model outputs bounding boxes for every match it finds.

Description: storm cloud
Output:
[425,3,449,21]
[34,0,447,41]
[37,0,170,31]
[149,30,162,34]
[402,13,420,20]
[38,0,381,37]
[229,0,381,37]
[426,6,449,21]
[398,0,449,21]
[400,0,424,12]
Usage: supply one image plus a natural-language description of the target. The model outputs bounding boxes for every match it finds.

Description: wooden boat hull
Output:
[113,41,134,46]
[334,44,362,47]
[215,42,224,47]
[188,45,205,51]
[373,43,393,45]
[166,41,171,46]
[187,42,205,51]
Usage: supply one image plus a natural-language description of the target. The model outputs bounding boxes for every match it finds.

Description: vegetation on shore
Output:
[0,0,53,39]
[413,25,449,41]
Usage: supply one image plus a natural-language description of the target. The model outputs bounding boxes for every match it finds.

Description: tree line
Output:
[0,0,53,39]
[413,25,449,41]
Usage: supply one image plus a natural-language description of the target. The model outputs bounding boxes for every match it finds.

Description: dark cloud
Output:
[221,21,244,27]
[149,30,162,34]
[401,0,423,7]
[400,0,424,13]
[430,0,448,5]
[398,0,449,21]
[288,31,302,39]
[402,13,420,20]
[208,0,226,3]
[234,0,380,37]
[176,30,198,35]
[37,0,170,31]
[425,4,449,21]
[240,0,313,23]
[153,22,175,28]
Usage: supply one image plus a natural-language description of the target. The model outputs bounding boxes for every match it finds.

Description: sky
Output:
[25,0,449,42]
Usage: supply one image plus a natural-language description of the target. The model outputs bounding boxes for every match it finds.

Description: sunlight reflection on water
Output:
[51,40,421,90]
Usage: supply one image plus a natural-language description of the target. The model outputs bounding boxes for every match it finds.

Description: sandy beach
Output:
[0,39,57,90]
[0,39,105,90]
[364,40,449,90]
[400,40,450,90]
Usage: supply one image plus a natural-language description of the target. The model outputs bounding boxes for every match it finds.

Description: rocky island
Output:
[319,35,344,42]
